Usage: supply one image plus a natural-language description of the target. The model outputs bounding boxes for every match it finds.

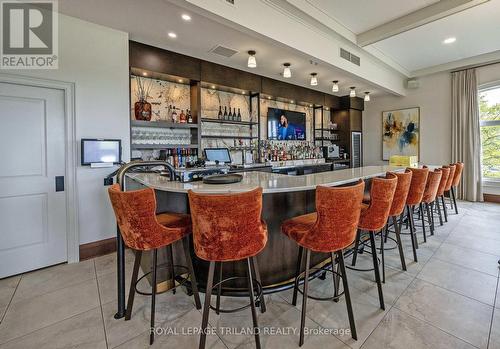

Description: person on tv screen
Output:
[278,114,297,140]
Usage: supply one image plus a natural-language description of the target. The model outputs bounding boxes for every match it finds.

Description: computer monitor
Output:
[204,148,231,164]
[81,139,122,165]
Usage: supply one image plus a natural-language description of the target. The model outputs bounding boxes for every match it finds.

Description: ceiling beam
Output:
[357,0,489,46]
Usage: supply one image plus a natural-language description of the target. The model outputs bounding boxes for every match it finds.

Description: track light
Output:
[350,87,356,97]
[283,63,291,78]
[310,73,318,86]
[247,50,257,68]
[332,80,339,92]
[364,92,370,102]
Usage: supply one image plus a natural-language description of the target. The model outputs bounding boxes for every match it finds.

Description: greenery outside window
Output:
[479,84,500,180]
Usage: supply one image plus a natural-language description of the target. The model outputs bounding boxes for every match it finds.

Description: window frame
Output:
[478,81,500,184]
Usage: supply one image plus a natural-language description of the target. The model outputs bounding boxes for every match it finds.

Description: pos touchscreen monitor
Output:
[81,139,122,166]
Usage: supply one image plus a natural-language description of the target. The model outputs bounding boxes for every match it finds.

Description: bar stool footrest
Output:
[135,263,189,296]
[209,276,263,314]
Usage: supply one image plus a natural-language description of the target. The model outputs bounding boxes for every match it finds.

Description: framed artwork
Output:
[382,107,420,161]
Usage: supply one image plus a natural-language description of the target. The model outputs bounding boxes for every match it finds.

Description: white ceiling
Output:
[305,0,439,34]
[58,0,385,97]
[371,0,500,72]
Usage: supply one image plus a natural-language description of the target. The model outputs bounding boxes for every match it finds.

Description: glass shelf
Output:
[201,118,257,126]
[131,144,198,149]
[131,120,198,129]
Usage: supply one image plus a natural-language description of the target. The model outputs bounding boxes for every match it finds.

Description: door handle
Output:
[55,176,65,192]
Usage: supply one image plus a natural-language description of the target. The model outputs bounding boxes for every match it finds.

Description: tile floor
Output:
[0,201,499,349]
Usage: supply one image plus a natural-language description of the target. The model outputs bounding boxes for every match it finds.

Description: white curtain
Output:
[451,68,483,202]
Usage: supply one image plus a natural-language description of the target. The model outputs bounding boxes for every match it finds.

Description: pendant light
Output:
[310,73,318,86]
[247,50,257,68]
[364,92,370,102]
[283,63,291,78]
[350,87,356,97]
[332,80,339,92]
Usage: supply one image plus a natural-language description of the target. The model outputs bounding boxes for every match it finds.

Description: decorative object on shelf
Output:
[310,73,318,86]
[133,76,153,121]
[283,63,291,78]
[350,87,356,97]
[364,92,370,102]
[332,80,339,92]
[247,50,257,68]
[382,107,420,161]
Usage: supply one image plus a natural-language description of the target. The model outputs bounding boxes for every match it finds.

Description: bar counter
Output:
[126,165,405,294]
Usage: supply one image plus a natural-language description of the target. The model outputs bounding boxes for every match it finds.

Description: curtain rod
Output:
[451,60,500,73]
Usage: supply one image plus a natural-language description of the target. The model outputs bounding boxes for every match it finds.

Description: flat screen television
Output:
[267,108,306,140]
[81,139,122,165]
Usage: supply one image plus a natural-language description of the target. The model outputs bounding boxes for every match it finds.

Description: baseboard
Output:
[484,193,500,203]
[79,237,116,260]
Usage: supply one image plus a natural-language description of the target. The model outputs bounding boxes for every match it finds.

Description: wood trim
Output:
[484,193,500,204]
[79,237,116,260]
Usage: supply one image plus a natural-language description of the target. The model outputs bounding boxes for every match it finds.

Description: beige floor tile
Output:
[0,279,100,344]
[489,309,500,349]
[395,279,493,348]
[94,249,136,278]
[444,233,500,256]
[0,276,20,322]
[361,308,476,349]
[417,258,497,305]
[11,260,95,304]
[0,307,106,349]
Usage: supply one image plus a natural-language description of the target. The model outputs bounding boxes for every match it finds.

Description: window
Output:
[479,85,500,179]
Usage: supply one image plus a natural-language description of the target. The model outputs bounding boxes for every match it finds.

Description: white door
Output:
[0,82,67,278]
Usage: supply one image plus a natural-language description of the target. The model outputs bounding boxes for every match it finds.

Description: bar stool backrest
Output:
[389,170,412,217]
[444,164,456,191]
[422,169,442,204]
[406,167,429,206]
[188,187,267,262]
[108,184,177,251]
[437,166,451,196]
[452,162,464,187]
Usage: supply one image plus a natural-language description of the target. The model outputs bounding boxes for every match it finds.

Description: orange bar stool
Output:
[434,166,450,226]
[188,188,268,349]
[351,173,398,310]
[441,164,456,222]
[420,169,442,238]
[108,184,201,345]
[405,167,429,253]
[448,162,464,214]
[281,181,365,346]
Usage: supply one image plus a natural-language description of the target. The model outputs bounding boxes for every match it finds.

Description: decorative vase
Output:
[134,100,152,121]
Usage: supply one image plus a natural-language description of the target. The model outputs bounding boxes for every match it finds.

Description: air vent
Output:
[340,48,361,66]
[210,45,238,58]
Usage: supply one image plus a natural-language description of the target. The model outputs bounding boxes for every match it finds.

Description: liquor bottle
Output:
[237,108,242,122]
[232,108,236,121]
[228,107,233,120]
[223,106,228,120]
[179,109,186,123]
[218,106,223,120]
[167,105,172,121]
[187,109,193,123]
[171,107,178,123]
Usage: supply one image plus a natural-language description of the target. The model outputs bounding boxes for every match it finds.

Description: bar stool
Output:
[405,167,429,255]
[188,188,268,349]
[420,169,442,238]
[281,180,365,346]
[351,173,398,310]
[448,162,464,214]
[434,166,450,226]
[108,184,201,345]
[441,164,456,222]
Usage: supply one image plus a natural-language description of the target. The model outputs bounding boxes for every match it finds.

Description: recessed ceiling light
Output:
[142,72,148,76]
[181,14,191,21]
[241,91,245,95]
[290,100,294,104]
[268,96,272,100]
[168,32,177,39]
[443,37,456,44]
[178,79,183,83]
[211,85,216,89]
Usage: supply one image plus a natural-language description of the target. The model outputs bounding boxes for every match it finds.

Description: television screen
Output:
[81,139,121,165]
[267,108,306,140]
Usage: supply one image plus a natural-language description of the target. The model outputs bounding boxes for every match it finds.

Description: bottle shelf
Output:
[131,144,198,149]
[314,128,339,132]
[201,118,257,126]
[131,120,198,129]
[201,135,258,140]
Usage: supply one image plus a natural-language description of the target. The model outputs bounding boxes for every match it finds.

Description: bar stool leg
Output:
[150,249,158,345]
[393,216,407,271]
[167,244,176,294]
[199,262,215,349]
[246,258,261,349]
[292,246,304,306]
[331,253,340,303]
[125,250,142,320]
[436,199,443,226]
[451,187,458,214]
[337,250,357,340]
[299,249,311,347]
[251,257,266,313]
[215,262,222,315]
[419,203,427,242]
[441,196,448,222]
[384,223,389,243]
[425,203,434,236]
[369,232,385,310]
[380,230,385,283]
[408,206,419,254]
[182,236,201,309]
[351,230,361,266]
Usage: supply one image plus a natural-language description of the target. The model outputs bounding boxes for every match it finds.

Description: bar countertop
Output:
[127,165,405,194]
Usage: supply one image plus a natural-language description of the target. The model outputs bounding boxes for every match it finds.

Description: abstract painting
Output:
[382,107,420,160]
